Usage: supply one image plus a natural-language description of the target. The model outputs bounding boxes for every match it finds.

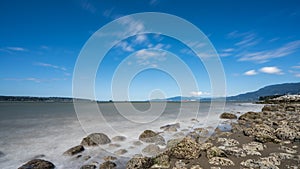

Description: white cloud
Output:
[239,40,300,63]
[134,34,147,44]
[4,77,67,83]
[259,66,283,74]
[115,41,134,52]
[222,48,234,52]
[190,91,210,96]
[133,49,167,66]
[244,70,258,76]
[292,65,300,69]
[35,62,67,71]
[81,1,97,14]
[6,47,27,51]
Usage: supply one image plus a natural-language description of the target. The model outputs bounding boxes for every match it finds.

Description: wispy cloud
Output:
[131,49,167,67]
[4,77,67,83]
[115,41,134,52]
[34,62,67,71]
[239,40,300,63]
[244,70,258,76]
[259,66,283,75]
[190,91,210,96]
[6,47,27,51]
[81,0,97,14]
[149,0,159,6]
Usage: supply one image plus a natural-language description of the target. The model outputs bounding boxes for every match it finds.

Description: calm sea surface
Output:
[0,102,263,169]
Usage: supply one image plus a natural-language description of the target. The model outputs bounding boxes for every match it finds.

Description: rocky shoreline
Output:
[18,100,300,169]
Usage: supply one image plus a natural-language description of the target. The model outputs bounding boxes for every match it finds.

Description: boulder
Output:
[80,165,96,169]
[275,127,297,141]
[112,136,126,142]
[63,145,84,156]
[206,146,227,159]
[208,157,234,166]
[218,146,246,157]
[142,144,160,156]
[217,138,239,147]
[151,154,170,168]
[99,161,116,169]
[126,157,153,169]
[139,130,165,145]
[160,123,180,132]
[18,159,55,169]
[219,112,237,119]
[81,133,111,146]
[114,149,127,155]
[238,111,260,121]
[169,137,201,159]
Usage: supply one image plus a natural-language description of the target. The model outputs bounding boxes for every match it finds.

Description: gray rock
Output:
[173,160,187,169]
[142,144,160,156]
[99,161,116,169]
[80,165,96,169]
[18,159,55,169]
[160,123,180,132]
[208,157,234,166]
[139,130,165,145]
[220,112,237,119]
[81,133,111,146]
[169,137,201,159]
[217,138,239,147]
[112,136,126,142]
[152,154,170,168]
[126,157,153,169]
[63,145,84,156]
[114,149,127,155]
[206,146,227,159]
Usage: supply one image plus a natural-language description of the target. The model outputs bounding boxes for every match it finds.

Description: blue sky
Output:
[1,0,300,100]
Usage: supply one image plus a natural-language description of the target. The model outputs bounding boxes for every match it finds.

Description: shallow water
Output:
[0,102,263,169]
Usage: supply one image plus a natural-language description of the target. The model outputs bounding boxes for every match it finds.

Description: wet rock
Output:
[275,127,297,141]
[217,138,239,147]
[114,149,127,155]
[206,146,227,159]
[18,159,55,169]
[152,154,170,168]
[262,104,282,112]
[280,145,297,154]
[104,156,117,161]
[63,145,84,156]
[133,141,143,146]
[220,112,237,119]
[169,137,201,159]
[240,159,259,168]
[81,133,111,146]
[242,142,265,156]
[139,130,165,145]
[173,160,187,169]
[160,123,180,132]
[238,111,260,121]
[166,139,181,149]
[126,157,153,169]
[112,135,126,142]
[208,157,234,166]
[142,144,160,156]
[218,146,246,157]
[99,161,116,169]
[199,142,213,151]
[80,165,96,169]
[190,165,203,169]
[109,143,121,148]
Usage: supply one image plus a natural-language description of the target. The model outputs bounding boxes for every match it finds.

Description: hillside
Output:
[227,82,300,101]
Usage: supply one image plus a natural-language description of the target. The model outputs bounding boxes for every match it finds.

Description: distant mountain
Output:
[153,82,300,102]
[227,82,300,101]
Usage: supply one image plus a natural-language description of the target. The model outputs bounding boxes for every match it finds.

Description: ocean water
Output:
[0,102,263,169]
